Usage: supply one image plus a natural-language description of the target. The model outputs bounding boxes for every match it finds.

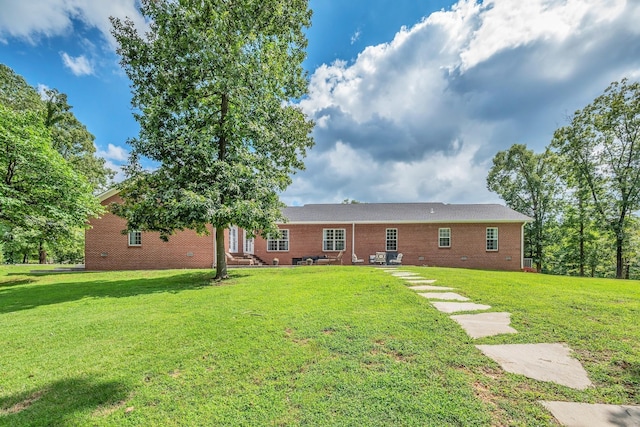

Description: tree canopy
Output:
[111,0,314,279]
[552,79,640,279]
[487,144,558,271]
[0,64,107,263]
[487,78,640,279]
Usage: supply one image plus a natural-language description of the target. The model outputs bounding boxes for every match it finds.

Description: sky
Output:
[1,0,640,206]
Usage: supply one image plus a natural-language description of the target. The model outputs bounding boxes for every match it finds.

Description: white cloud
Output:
[0,0,147,49]
[350,29,361,45]
[286,0,640,204]
[36,83,51,99]
[97,143,129,162]
[104,160,126,183]
[61,52,94,76]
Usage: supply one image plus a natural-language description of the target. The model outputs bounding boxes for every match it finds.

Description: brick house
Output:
[85,190,531,271]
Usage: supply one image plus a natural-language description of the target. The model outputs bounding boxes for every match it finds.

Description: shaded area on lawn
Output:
[0,271,249,314]
[0,376,130,426]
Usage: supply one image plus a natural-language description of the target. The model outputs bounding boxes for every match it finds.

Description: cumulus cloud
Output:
[0,0,146,49]
[97,143,129,162]
[60,52,94,76]
[283,0,640,205]
[97,144,129,183]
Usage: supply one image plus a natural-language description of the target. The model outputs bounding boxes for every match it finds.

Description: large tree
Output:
[42,88,114,192]
[111,0,314,279]
[552,79,640,279]
[487,144,558,272]
[0,65,105,263]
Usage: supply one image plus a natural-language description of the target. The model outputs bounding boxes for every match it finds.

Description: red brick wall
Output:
[85,195,215,270]
[253,222,524,271]
[86,195,525,271]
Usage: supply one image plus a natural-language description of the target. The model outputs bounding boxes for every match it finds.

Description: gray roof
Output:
[281,203,531,224]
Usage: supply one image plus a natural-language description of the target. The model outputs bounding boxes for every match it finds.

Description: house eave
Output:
[277,219,532,225]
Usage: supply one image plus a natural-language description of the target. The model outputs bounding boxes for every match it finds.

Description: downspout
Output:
[352,223,355,263]
[520,223,525,270]
[213,226,217,269]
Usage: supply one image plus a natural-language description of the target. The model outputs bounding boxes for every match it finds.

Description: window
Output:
[323,229,345,251]
[128,231,141,246]
[438,228,451,248]
[386,228,398,251]
[486,227,498,251]
[267,229,289,251]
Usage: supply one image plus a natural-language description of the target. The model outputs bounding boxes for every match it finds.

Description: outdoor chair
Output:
[317,250,344,265]
[225,252,254,265]
[352,253,364,264]
[375,252,386,265]
[388,253,403,265]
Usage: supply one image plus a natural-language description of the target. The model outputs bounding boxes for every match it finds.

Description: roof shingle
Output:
[281,203,531,224]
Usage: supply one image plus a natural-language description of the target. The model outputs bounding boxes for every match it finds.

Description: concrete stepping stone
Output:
[431,302,492,313]
[418,292,469,301]
[405,279,437,284]
[450,312,518,338]
[408,285,454,291]
[475,343,592,390]
[390,272,420,277]
[539,401,640,427]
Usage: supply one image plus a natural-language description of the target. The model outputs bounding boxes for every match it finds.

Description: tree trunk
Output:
[616,236,624,279]
[215,226,228,280]
[38,240,46,264]
[578,197,585,277]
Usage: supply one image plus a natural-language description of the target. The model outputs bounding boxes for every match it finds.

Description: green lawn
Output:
[0,265,638,426]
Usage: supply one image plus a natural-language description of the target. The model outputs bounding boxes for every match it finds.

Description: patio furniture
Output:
[375,252,386,265]
[226,252,254,265]
[388,253,403,265]
[352,253,364,264]
[317,250,344,265]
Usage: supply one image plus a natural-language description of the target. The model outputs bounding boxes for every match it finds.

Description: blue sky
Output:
[1,0,640,205]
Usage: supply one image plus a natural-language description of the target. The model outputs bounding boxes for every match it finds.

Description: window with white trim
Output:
[228,226,238,253]
[128,231,142,246]
[323,229,345,251]
[267,229,289,251]
[486,227,498,251]
[386,228,398,251]
[438,228,451,248]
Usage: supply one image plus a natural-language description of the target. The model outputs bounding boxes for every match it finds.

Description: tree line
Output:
[487,79,640,279]
[0,64,112,264]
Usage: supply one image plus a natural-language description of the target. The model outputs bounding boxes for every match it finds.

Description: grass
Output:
[0,265,638,426]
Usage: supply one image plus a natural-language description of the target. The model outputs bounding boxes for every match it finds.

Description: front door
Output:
[229,226,238,253]
[244,230,254,255]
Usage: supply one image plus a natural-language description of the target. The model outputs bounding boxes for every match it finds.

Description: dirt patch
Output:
[168,369,182,378]
[92,393,135,417]
[0,390,45,415]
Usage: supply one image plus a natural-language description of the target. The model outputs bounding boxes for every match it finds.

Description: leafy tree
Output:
[42,88,114,191]
[552,79,640,279]
[0,64,42,112]
[111,0,314,279]
[487,144,558,272]
[0,66,104,263]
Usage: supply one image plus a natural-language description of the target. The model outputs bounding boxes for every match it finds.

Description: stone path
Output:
[405,279,438,284]
[382,269,640,426]
[430,301,492,313]
[476,343,592,390]
[417,292,469,301]
[450,312,517,339]
[539,401,640,427]
[408,285,454,291]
